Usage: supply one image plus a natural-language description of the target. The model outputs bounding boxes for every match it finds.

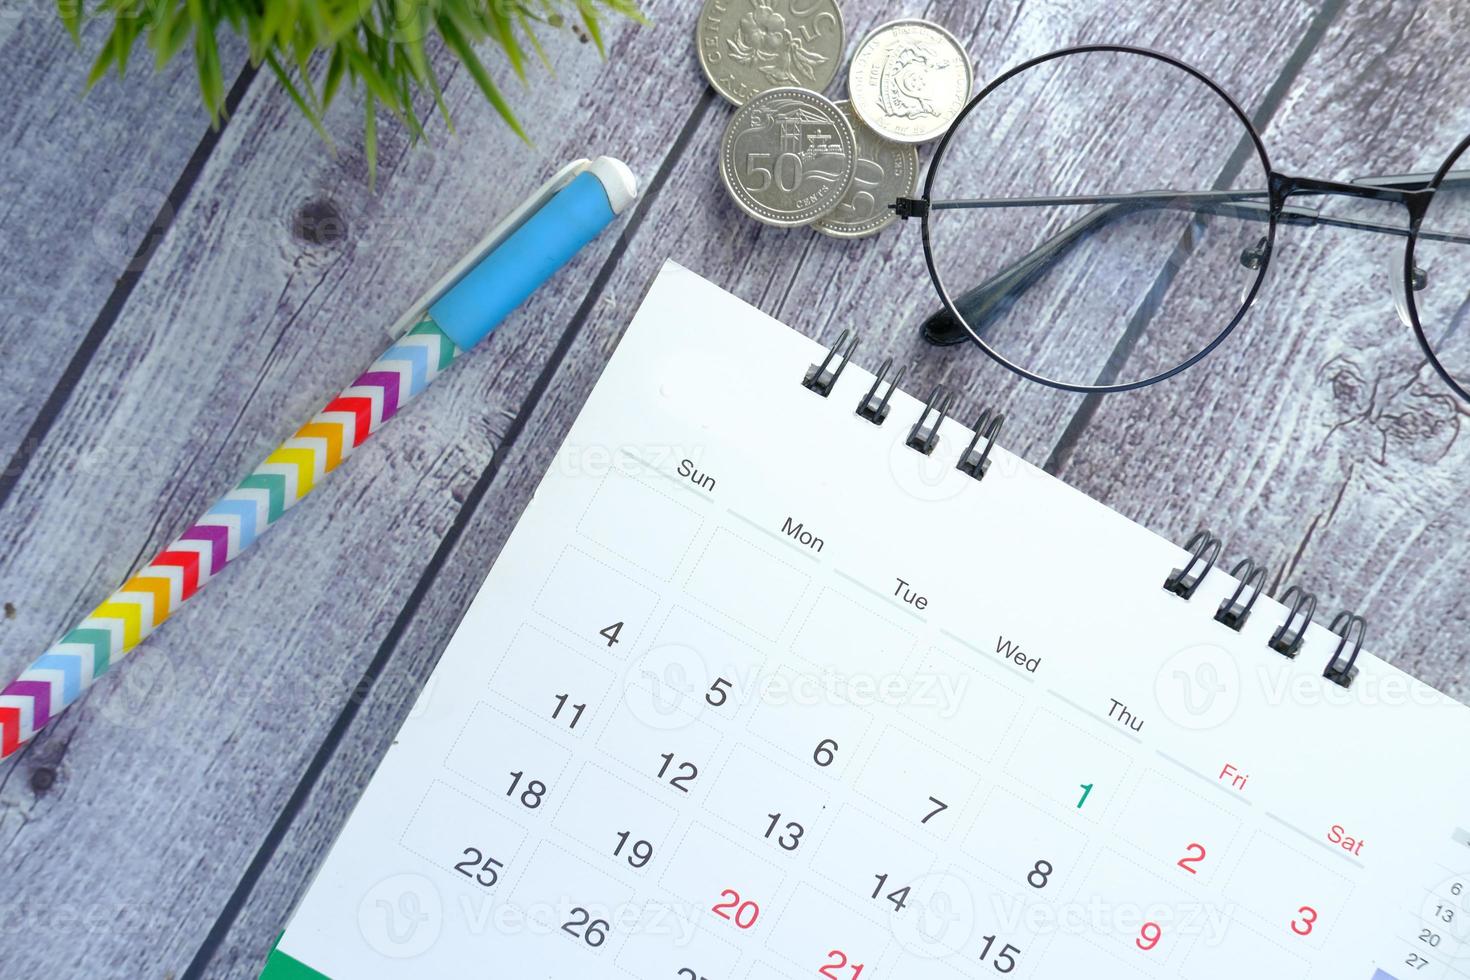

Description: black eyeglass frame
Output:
[896,43,1470,399]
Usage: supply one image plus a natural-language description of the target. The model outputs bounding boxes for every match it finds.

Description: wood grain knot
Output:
[29,766,56,795]
[292,199,349,246]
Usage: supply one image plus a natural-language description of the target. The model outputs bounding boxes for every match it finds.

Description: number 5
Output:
[705,677,732,707]
[745,153,772,192]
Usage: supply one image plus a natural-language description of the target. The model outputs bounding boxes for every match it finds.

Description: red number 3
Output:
[1291,905,1317,936]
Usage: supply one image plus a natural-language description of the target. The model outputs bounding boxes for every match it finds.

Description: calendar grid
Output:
[270,263,1470,980]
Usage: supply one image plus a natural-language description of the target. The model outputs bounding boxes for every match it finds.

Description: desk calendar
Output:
[263,262,1470,980]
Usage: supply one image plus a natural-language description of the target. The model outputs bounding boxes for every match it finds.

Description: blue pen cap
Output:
[428,164,631,350]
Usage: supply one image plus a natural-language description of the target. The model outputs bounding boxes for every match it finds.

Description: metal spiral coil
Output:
[1165,530,1366,688]
[958,409,1005,480]
[1163,529,1222,599]
[803,329,857,397]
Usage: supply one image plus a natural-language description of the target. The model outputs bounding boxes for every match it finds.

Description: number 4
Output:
[599,622,623,646]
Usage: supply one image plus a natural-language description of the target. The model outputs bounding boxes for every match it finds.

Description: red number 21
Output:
[819,949,865,979]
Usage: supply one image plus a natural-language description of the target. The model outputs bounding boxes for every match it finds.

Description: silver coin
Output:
[696,0,845,106]
[847,19,973,144]
[815,100,919,239]
[720,87,856,227]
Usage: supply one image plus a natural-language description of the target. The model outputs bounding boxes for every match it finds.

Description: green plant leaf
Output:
[486,3,527,82]
[422,54,454,132]
[151,3,195,70]
[364,87,378,189]
[515,8,554,74]
[187,0,226,123]
[264,51,331,143]
[322,44,346,107]
[436,12,529,143]
[65,0,648,184]
[575,0,604,58]
[84,31,118,89]
[57,0,83,42]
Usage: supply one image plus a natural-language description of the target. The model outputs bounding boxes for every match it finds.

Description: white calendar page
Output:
[268,261,1470,980]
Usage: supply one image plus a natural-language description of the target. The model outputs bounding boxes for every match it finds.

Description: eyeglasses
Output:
[893,44,1470,399]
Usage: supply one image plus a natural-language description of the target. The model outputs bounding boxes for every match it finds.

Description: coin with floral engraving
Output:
[719,87,856,227]
[815,100,919,238]
[697,0,845,106]
[847,19,973,144]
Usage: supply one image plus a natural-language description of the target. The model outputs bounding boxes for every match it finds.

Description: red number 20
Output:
[712,889,760,930]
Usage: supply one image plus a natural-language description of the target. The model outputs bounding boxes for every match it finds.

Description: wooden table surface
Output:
[2,0,1467,975]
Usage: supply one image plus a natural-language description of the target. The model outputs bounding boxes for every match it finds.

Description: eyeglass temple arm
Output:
[920,176,1470,348]
[920,192,1272,347]
[1348,168,1470,190]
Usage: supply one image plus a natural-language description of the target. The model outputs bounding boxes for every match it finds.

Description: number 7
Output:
[922,796,948,824]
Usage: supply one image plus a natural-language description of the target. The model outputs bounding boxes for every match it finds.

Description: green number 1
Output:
[1078,783,1093,808]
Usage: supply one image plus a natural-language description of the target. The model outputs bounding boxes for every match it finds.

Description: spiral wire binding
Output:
[802,334,1378,693]
[1165,528,1368,688]
[1214,558,1268,631]
[1163,529,1222,599]
[1324,611,1367,688]
[803,329,857,397]
[958,409,1005,481]
[857,357,905,424]
[1269,586,1316,658]
[908,385,954,455]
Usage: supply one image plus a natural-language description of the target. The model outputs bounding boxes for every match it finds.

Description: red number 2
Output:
[819,949,865,979]
[1177,842,1206,874]
[712,889,760,930]
[1291,906,1318,936]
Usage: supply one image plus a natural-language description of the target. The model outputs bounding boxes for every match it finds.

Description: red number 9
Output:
[1136,921,1161,951]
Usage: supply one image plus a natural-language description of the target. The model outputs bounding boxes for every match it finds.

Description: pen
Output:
[0,156,639,758]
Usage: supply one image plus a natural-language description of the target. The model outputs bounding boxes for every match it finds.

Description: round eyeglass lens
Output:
[925,48,1274,391]
[1410,144,1470,399]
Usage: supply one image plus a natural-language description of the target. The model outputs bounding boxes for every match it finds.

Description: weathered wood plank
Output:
[0,16,247,472]
[0,10,700,979]
[1052,0,1470,696]
[195,1,1344,977]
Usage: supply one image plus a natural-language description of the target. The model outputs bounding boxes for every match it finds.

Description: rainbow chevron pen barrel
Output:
[0,157,639,759]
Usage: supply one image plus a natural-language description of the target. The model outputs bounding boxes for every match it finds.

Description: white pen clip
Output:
[386,158,594,340]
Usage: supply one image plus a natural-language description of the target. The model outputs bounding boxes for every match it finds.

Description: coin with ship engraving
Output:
[719,87,856,227]
[815,100,919,238]
[847,19,973,144]
[697,0,845,106]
